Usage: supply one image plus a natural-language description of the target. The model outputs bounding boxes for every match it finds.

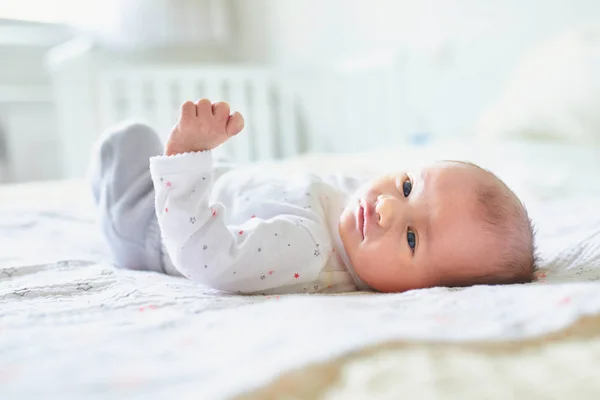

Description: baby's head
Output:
[339,161,536,292]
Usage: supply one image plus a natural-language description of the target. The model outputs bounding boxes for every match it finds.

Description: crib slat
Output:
[153,78,175,142]
[251,78,276,160]
[178,78,199,104]
[341,76,355,152]
[384,68,398,143]
[365,74,378,149]
[205,78,223,101]
[278,82,299,158]
[98,76,117,128]
[227,80,252,163]
[124,78,145,122]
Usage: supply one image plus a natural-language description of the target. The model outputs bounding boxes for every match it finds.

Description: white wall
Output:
[0,20,73,182]
[0,8,233,183]
[3,0,600,182]
[0,45,61,182]
[233,0,600,139]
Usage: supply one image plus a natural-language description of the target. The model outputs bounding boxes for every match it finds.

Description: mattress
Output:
[2,140,600,399]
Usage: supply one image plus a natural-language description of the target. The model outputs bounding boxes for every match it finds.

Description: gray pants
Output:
[88,121,176,274]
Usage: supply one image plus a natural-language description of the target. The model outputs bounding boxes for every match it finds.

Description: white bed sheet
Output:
[2,142,600,399]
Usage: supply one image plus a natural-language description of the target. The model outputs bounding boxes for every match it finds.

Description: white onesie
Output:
[149,151,372,295]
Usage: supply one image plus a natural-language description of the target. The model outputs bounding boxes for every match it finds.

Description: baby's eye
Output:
[407,229,416,251]
[402,179,412,197]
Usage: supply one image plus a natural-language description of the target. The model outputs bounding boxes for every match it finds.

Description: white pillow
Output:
[476,24,600,146]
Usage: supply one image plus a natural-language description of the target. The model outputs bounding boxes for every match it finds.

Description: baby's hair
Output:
[443,161,538,286]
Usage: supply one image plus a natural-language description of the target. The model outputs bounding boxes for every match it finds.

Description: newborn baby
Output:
[89,99,536,294]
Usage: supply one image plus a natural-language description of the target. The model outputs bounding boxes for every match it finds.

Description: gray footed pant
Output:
[88,121,178,275]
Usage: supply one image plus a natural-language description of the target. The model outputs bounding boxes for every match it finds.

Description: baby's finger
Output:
[180,101,196,118]
[212,101,230,121]
[195,98,212,118]
[226,112,245,136]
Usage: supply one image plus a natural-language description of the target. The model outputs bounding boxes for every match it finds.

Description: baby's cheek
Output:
[358,244,399,275]
[367,239,440,291]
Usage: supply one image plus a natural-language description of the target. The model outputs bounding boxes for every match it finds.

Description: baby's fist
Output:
[165,99,244,156]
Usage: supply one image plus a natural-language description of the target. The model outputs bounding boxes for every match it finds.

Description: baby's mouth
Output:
[358,202,366,239]
[358,199,374,240]
[358,198,379,240]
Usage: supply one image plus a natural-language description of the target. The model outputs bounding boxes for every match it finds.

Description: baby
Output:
[89,99,536,294]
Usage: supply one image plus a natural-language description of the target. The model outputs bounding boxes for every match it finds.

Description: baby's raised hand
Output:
[165,99,245,156]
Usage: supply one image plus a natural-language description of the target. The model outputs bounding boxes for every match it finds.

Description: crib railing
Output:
[47,40,402,179]
[97,66,301,163]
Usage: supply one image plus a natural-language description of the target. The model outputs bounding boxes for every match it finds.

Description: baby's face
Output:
[339,161,494,292]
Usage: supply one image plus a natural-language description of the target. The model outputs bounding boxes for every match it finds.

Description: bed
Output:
[2,138,600,399]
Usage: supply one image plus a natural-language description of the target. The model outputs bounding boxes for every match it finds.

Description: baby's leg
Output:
[89,121,177,274]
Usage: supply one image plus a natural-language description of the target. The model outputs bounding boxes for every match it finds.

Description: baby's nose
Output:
[375,195,398,228]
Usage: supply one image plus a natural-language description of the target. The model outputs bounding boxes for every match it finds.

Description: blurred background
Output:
[0,0,599,184]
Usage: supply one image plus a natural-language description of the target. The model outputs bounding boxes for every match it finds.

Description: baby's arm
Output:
[151,100,328,293]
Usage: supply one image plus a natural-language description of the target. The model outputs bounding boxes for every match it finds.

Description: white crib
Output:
[46,39,403,179]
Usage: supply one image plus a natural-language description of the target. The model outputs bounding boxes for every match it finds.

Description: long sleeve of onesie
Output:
[149,151,331,294]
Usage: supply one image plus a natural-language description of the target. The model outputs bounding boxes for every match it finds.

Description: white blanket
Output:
[2,141,600,399]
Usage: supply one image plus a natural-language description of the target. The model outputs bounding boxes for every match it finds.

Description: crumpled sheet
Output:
[2,145,600,399]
